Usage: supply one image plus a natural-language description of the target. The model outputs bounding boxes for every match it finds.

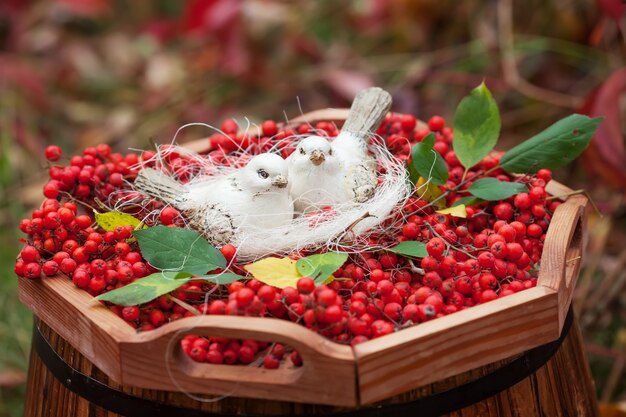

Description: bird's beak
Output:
[272,175,288,188]
[310,150,325,166]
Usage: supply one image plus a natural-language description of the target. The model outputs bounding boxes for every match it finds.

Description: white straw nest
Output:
[115,125,412,262]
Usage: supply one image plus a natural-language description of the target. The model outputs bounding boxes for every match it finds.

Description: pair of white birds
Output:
[134,87,392,246]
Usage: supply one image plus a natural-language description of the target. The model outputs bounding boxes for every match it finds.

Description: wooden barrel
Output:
[24,310,598,417]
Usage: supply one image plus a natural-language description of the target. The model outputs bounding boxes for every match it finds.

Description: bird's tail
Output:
[340,87,392,140]
[134,168,185,205]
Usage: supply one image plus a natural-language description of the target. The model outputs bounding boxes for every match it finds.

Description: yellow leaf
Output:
[244,257,303,289]
[95,211,145,232]
[436,204,467,218]
[416,177,445,209]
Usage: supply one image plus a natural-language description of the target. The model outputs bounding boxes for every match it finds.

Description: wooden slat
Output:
[18,277,131,382]
[354,286,559,404]
[537,194,588,331]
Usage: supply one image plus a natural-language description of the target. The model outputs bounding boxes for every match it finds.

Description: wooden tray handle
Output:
[119,314,355,399]
[538,194,588,331]
[283,108,352,130]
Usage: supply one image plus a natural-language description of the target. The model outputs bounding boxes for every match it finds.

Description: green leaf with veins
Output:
[499,114,603,173]
[408,133,449,186]
[95,271,192,306]
[133,226,226,276]
[468,178,528,201]
[296,252,348,285]
[453,82,501,169]
[386,241,428,258]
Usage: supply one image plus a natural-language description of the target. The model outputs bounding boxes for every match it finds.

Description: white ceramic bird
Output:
[134,153,294,245]
[288,87,392,214]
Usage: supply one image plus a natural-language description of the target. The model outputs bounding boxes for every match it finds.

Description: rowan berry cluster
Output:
[15,113,560,370]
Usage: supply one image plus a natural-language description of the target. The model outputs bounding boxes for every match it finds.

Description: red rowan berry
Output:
[24,262,41,279]
[494,202,514,220]
[427,116,445,131]
[236,288,255,308]
[297,277,315,294]
[122,306,140,322]
[20,246,40,263]
[45,145,63,161]
[318,289,338,307]
[220,244,237,262]
[426,237,446,259]
[42,260,59,276]
[379,253,398,269]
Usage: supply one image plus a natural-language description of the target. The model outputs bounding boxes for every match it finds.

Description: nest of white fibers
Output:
[114,122,414,262]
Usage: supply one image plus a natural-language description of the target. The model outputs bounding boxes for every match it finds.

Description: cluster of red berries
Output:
[16,113,560,370]
[181,335,301,369]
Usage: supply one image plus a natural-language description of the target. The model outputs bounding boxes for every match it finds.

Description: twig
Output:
[497,0,582,109]
[422,221,477,260]
[414,166,500,214]
[338,211,374,241]
[601,355,625,403]
[168,295,200,316]
[408,259,425,275]
[582,250,626,330]
[546,189,601,217]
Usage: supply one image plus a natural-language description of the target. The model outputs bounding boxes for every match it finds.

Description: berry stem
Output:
[415,165,501,213]
[167,295,200,316]
[546,189,601,216]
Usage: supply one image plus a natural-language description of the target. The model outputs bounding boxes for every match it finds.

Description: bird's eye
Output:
[299,148,306,155]
[257,169,269,179]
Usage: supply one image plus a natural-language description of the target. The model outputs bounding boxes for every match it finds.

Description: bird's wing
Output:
[186,173,243,206]
[345,159,378,203]
[184,202,236,246]
[134,168,189,207]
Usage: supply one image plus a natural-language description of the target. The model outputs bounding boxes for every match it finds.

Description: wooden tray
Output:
[18,110,588,407]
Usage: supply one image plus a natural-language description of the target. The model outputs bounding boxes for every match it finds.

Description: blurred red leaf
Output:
[55,0,111,17]
[181,0,241,36]
[180,0,248,75]
[0,370,26,387]
[290,36,322,62]
[322,69,375,102]
[580,67,626,191]
[0,56,49,109]
[596,0,625,20]
[354,0,390,29]
[143,19,179,44]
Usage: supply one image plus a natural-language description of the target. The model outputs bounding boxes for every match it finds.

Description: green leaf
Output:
[408,133,449,185]
[452,196,484,207]
[296,252,348,285]
[468,178,528,201]
[133,226,226,276]
[95,211,145,232]
[499,114,603,173]
[387,241,427,258]
[199,273,245,285]
[453,82,501,169]
[96,271,191,306]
